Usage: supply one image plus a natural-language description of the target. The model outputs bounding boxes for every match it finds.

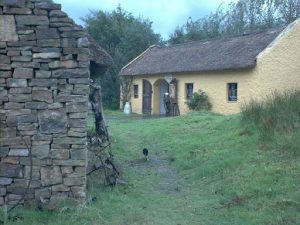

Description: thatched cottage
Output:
[119,18,300,115]
[0,0,112,208]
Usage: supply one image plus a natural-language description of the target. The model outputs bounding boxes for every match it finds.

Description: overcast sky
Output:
[55,0,234,39]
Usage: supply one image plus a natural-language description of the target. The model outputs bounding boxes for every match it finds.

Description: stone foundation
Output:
[0,0,90,208]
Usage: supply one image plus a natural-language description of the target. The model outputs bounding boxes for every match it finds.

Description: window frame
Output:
[228,82,238,102]
[133,84,139,99]
[185,83,194,100]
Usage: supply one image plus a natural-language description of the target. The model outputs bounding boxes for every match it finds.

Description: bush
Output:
[186,89,212,111]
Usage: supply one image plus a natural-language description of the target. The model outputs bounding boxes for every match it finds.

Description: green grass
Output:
[2,109,300,225]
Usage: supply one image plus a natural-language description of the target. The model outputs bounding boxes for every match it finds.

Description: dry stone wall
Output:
[0,0,90,208]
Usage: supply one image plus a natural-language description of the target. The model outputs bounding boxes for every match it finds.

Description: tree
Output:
[83,6,162,109]
[167,0,300,45]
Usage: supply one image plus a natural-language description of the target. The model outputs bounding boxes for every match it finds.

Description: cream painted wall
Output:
[125,19,300,115]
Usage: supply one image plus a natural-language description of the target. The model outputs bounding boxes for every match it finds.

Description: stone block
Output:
[9,149,29,156]
[0,177,13,185]
[33,52,60,59]
[9,87,31,94]
[52,184,70,192]
[53,159,85,167]
[69,113,87,119]
[18,123,37,131]
[41,166,62,186]
[0,55,11,64]
[70,149,86,160]
[6,78,27,87]
[0,15,18,42]
[63,48,89,55]
[68,78,90,84]
[0,187,6,196]
[48,102,63,109]
[1,156,19,164]
[63,177,85,186]
[37,39,60,47]
[0,127,16,138]
[0,147,9,157]
[49,60,77,69]
[61,38,77,48]
[0,164,23,178]
[68,118,86,128]
[0,0,25,7]
[35,2,61,10]
[77,37,89,48]
[50,148,69,160]
[13,68,33,78]
[52,68,89,78]
[7,50,21,56]
[11,56,32,62]
[61,166,73,175]
[25,101,48,109]
[35,70,51,78]
[36,28,59,40]
[9,93,32,102]
[66,102,88,113]
[54,94,86,103]
[31,145,49,159]
[3,7,31,15]
[25,166,40,180]
[15,15,49,26]
[35,187,51,199]
[29,79,57,87]
[33,8,47,15]
[17,114,37,123]
[32,90,53,103]
[0,71,12,78]
[4,102,24,109]
[38,109,67,134]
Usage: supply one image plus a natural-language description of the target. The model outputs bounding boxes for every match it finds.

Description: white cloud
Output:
[55,0,236,39]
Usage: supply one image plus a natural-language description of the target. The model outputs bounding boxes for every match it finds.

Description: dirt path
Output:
[128,145,183,195]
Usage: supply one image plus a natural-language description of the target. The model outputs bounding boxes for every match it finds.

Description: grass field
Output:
[1,107,300,225]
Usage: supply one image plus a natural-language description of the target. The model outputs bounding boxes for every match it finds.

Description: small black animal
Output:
[143,148,149,161]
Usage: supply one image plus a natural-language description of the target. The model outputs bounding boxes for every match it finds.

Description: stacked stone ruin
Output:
[0,0,98,208]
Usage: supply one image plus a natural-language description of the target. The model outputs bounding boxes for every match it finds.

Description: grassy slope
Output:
[2,111,299,225]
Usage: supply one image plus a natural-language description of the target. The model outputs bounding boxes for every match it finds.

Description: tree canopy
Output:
[83,6,161,109]
[169,0,300,44]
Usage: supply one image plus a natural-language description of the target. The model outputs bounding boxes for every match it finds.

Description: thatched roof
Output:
[119,27,285,76]
[87,34,113,67]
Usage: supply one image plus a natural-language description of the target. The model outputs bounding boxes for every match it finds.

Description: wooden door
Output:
[142,79,152,114]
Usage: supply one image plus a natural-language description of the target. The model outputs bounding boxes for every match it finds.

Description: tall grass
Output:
[241,90,300,154]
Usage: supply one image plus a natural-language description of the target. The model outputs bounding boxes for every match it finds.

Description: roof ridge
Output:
[163,26,286,49]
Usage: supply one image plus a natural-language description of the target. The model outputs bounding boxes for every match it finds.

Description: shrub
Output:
[186,90,212,111]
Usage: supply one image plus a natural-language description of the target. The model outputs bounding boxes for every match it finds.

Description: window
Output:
[228,83,238,102]
[133,85,139,98]
[186,83,194,99]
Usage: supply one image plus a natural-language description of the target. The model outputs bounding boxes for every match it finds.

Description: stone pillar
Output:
[0,0,90,209]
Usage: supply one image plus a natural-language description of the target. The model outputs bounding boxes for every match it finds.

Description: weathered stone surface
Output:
[17,122,37,131]
[52,68,89,78]
[68,78,89,84]
[77,37,89,48]
[49,10,67,17]
[35,187,51,199]
[0,147,9,157]
[6,78,27,87]
[61,166,73,175]
[33,8,47,15]
[0,0,25,7]
[25,101,48,109]
[50,149,69,160]
[32,90,53,103]
[0,15,18,41]
[66,102,88,113]
[0,127,16,138]
[25,166,40,180]
[71,186,86,198]
[4,102,24,109]
[69,113,87,119]
[9,93,32,102]
[0,164,23,178]
[29,79,57,87]
[11,61,40,68]
[63,48,89,55]
[36,28,59,40]
[15,15,49,25]
[48,102,63,109]
[0,177,13,185]
[68,118,86,128]
[63,177,85,186]
[70,149,86,160]
[33,52,60,59]
[0,187,6,196]
[9,149,29,156]
[13,68,33,78]
[11,56,32,62]
[49,60,77,69]
[31,145,49,159]
[7,50,21,56]
[41,166,62,186]
[35,70,51,78]
[38,109,67,134]
[9,87,31,94]
[52,184,69,192]
[68,130,86,138]
[0,55,11,64]
[53,159,85,166]
[3,7,31,15]
[35,2,61,10]
[61,38,76,48]
[37,39,60,47]
[0,71,12,78]
[55,94,86,103]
